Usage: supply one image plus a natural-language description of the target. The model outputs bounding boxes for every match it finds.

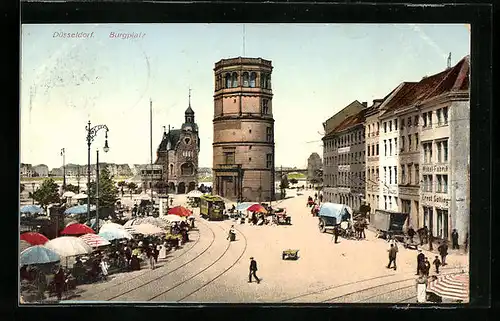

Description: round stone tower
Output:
[212,57,275,202]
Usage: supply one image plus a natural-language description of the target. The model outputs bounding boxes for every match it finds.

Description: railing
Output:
[215,164,242,170]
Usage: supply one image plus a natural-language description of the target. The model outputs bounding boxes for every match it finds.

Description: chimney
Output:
[362,102,367,107]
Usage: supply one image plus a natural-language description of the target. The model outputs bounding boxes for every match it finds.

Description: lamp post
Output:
[31,182,35,205]
[86,121,109,225]
[60,148,66,191]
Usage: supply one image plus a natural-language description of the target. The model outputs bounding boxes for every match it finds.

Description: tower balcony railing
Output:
[215,164,242,170]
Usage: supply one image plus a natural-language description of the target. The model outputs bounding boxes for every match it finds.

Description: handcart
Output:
[282,249,299,260]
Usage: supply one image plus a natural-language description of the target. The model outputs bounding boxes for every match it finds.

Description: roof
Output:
[381,55,469,115]
[330,108,367,134]
[185,105,194,115]
[157,129,181,152]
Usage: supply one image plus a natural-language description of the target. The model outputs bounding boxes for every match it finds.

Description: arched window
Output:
[242,72,249,87]
[261,74,267,88]
[225,73,231,88]
[181,163,194,176]
[232,72,238,87]
[250,72,256,87]
[266,75,271,89]
[169,164,174,175]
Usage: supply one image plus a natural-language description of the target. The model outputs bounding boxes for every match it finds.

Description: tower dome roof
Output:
[185,105,194,115]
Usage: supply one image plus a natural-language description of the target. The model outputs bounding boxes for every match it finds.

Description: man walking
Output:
[333,225,340,244]
[248,257,260,284]
[438,240,448,266]
[407,226,416,244]
[319,193,323,204]
[451,229,459,250]
[387,243,397,270]
[416,249,425,275]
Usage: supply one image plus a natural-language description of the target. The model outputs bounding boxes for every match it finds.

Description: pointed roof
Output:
[185,88,194,115]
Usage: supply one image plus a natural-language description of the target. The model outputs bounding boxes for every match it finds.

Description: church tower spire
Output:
[185,87,195,124]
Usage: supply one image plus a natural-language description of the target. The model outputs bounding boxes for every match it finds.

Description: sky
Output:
[20,23,470,170]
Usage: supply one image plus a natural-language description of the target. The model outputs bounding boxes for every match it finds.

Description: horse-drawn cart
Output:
[369,209,408,240]
[317,203,353,235]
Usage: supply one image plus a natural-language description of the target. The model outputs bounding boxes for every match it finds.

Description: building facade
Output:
[323,104,367,211]
[152,100,200,194]
[20,163,34,178]
[212,57,275,202]
[307,153,323,183]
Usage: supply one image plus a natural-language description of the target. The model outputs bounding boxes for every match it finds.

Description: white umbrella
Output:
[62,191,76,198]
[161,214,184,223]
[127,223,164,236]
[139,193,152,200]
[73,193,88,200]
[187,190,203,198]
[140,216,170,229]
[123,218,142,227]
[44,236,93,258]
[79,233,111,248]
[99,222,126,232]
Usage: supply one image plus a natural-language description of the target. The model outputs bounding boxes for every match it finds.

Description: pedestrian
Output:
[147,244,155,269]
[424,257,431,276]
[319,193,323,204]
[124,245,132,269]
[451,229,459,250]
[314,192,318,202]
[438,241,448,266]
[154,243,160,264]
[464,232,469,253]
[433,256,442,274]
[54,265,65,301]
[387,243,397,270]
[428,230,434,251]
[416,249,425,275]
[407,226,416,243]
[333,225,339,244]
[248,257,260,284]
[100,257,109,280]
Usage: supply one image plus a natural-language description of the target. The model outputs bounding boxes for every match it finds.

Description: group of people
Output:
[406,225,468,254]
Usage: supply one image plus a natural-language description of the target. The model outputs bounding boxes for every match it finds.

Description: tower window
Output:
[232,72,238,87]
[266,153,272,168]
[225,73,231,88]
[262,99,269,114]
[242,72,249,87]
[224,152,235,164]
[250,72,257,87]
[266,127,273,142]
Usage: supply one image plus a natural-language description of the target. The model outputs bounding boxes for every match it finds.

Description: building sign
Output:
[422,193,449,207]
[337,147,350,154]
[399,186,419,196]
[338,187,351,193]
[422,164,448,173]
[383,185,397,195]
[338,165,350,171]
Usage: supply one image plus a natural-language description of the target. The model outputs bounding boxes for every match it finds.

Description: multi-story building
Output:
[20,163,33,177]
[212,57,275,202]
[364,99,385,214]
[152,98,200,194]
[418,56,469,243]
[323,100,366,204]
[323,105,367,210]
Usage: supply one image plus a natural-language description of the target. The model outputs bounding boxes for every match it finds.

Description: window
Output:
[242,72,249,87]
[225,73,232,88]
[384,122,387,133]
[427,112,433,127]
[422,113,427,127]
[394,166,397,185]
[266,153,272,168]
[376,144,379,155]
[232,72,238,87]
[249,72,257,87]
[407,135,412,151]
[367,146,370,157]
[266,127,273,142]
[389,167,392,184]
[437,142,442,163]
[415,133,419,149]
[408,116,412,127]
[383,167,387,183]
[443,175,448,193]
[384,140,387,156]
[389,121,392,132]
[437,209,443,238]
[394,138,398,155]
[415,164,419,185]
[224,152,235,164]
[394,119,398,130]
[262,99,269,114]
[371,144,375,156]
[414,115,419,126]
[400,119,405,130]
[401,165,406,184]
[376,168,379,181]
[376,122,380,134]
[389,139,393,156]
[384,195,387,210]
[423,175,433,192]
[443,140,448,161]
[436,108,442,125]
[436,175,442,193]
[443,107,448,124]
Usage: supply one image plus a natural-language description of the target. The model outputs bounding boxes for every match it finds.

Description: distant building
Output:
[307,153,322,182]
[20,163,33,178]
[32,164,49,177]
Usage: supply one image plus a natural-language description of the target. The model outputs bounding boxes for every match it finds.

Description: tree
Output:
[88,167,119,208]
[127,182,138,199]
[32,178,60,209]
[117,180,127,197]
[64,184,79,193]
[289,178,298,185]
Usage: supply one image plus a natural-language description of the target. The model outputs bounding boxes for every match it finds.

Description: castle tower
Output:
[212,57,275,202]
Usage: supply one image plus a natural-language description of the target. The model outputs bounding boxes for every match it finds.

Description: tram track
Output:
[280,266,464,303]
[78,227,203,299]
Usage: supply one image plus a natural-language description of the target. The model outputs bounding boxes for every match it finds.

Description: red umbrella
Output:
[167,206,192,217]
[61,223,95,236]
[20,232,49,245]
[247,204,267,214]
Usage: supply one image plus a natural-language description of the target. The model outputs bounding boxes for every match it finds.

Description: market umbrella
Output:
[19,240,32,253]
[235,202,258,211]
[20,205,44,214]
[64,204,96,215]
[99,222,126,232]
[127,223,164,236]
[61,223,95,236]
[187,190,203,198]
[139,216,169,229]
[427,273,469,302]
[247,204,267,214]
[161,214,183,223]
[20,232,49,245]
[73,193,88,200]
[123,218,142,227]
[167,206,192,217]
[20,245,60,266]
[89,218,107,230]
[99,229,133,241]
[44,236,93,258]
[79,233,111,248]
[62,191,76,198]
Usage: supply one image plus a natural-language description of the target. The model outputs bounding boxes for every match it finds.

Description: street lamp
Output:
[60,148,66,191]
[31,182,35,205]
[95,144,109,232]
[86,120,109,225]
